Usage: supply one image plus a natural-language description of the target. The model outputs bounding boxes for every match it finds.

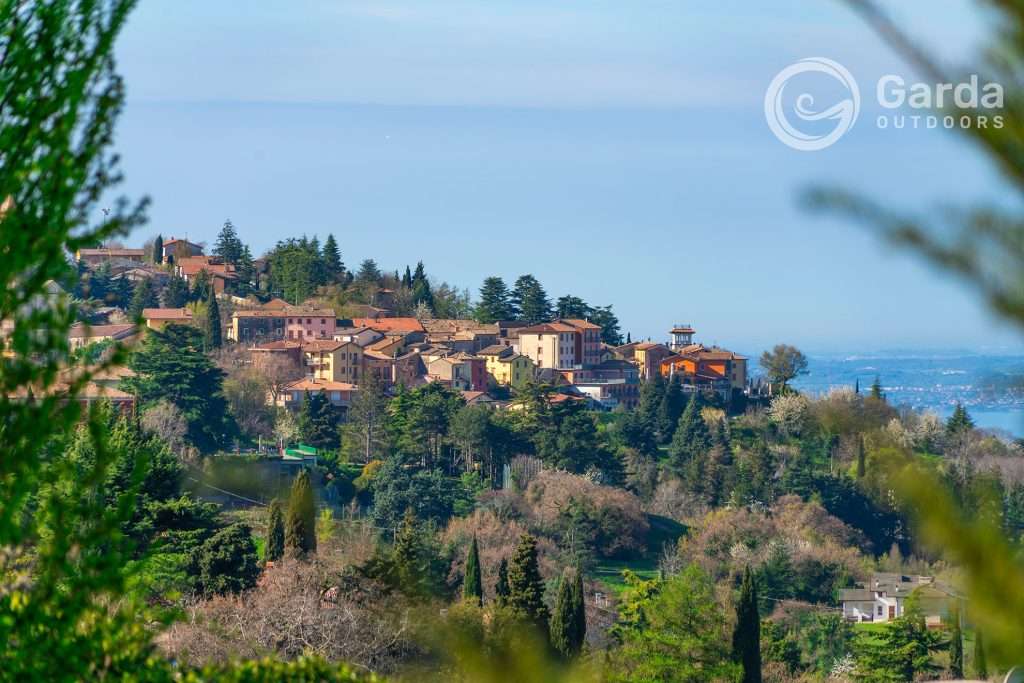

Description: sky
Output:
[108,0,1024,355]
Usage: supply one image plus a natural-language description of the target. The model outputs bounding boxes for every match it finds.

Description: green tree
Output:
[124,324,236,452]
[511,274,553,324]
[949,602,964,679]
[128,275,159,319]
[356,258,382,284]
[974,628,987,679]
[590,304,623,345]
[759,344,808,393]
[476,276,515,323]
[298,390,340,450]
[555,294,592,319]
[285,469,317,558]
[322,233,344,282]
[947,403,975,436]
[507,534,549,634]
[163,273,189,308]
[205,287,222,349]
[856,435,867,479]
[870,376,884,401]
[733,566,762,683]
[265,498,285,563]
[192,522,260,595]
[550,568,586,659]
[668,393,710,475]
[152,233,163,264]
[609,565,739,683]
[496,557,510,604]
[341,369,390,463]
[657,373,685,444]
[463,535,483,606]
[856,612,945,682]
[391,508,441,598]
[213,218,244,265]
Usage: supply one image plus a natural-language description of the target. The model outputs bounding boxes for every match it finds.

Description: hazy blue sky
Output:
[110,0,1023,353]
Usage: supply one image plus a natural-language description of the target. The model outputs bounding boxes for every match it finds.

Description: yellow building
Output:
[303,339,364,383]
[142,307,192,331]
[479,344,536,388]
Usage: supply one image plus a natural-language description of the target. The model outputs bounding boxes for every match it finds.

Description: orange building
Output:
[660,343,747,392]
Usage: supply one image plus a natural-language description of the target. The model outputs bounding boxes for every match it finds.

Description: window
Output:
[877,606,883,616]
[306,318,312,324]
[288,318,293,324]
[321,318,326,324]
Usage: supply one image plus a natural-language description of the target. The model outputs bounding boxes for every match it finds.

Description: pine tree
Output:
[152,234,163,264]
[949,602,963,678]
[205,288,222,349]
[356,259,382,284]
[870,375,884,400]
[298,390,340,450]
[947,403,975,435]
[657,373,685,444]
[638,373,667,432]
[462,535,483,606]
[507,534,549,632]
[393,508,433,597]
[163,274,189,308]
[265,498,285,563]
[128,276,159,320]
[856,435,866,479]
[190,269,211,303]
[213,219,244,264]
[668,394,710,475]
[733,566,762,683]
[476,276,514,323]
[550,568,586,659]
[284,469,316,558]
[321,233,344,282]
[511,274,553,324]
[495,557,510,604]
[974,628,987,679]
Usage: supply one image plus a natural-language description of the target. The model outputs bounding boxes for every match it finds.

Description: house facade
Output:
[840,573,957,625]
[303,339,364,383]
[232,307,336,343]
[162,238,204,262]
[142,307,193,331]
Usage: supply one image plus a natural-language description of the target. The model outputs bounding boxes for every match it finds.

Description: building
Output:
[364,348,425,388]
[333,326,383,348]
[162,237,204,262]
[616,341,673,380]
[231,307,336,343]
[350,317,426,342]
[174,256,238,294]
[517,321,579,370]
[668,324,695,352]
[560,319,603,367]
[250,340,304,370]
[142,307,193,331]
[421,319,500,353]
[67,322,138,351]
[660,343,747,393]
[840,574,958,625]
[303,339,364,383]
[74,247,146,266]
[278,378,358,411]
[479,344,535,388]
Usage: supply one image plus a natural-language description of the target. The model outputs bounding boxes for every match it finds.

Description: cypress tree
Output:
[657,374,685,444]
[870,376,884,400]
[856,435,866,479]
[265,498,285,563]
[507,534,549,632]
[463,535,483,606]
[974,628,987,679]
[495,557,510,604]
[284,469,316,558]
[949,602,963,678]
[322,233,343,282]
[733,566,762,683]
[550,567,586,659]
[626,331,632,344]
[205,287,222,349]
[393,508,433,597]
[152,233,163,264]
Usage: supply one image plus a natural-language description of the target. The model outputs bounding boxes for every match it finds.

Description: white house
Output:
[840,573,958,624]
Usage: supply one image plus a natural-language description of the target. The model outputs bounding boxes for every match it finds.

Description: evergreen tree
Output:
[128,276,159,320]
[657,373,686,444]
[590,304,623,345]
[856,435,867,479]
[949,602,963,678]
[204,288,221,349]
[638,373,666,432]
[462,535,483,606]
[152,233,163,264]
[550,568,586,659]
[402,265,413,289]
[555,295,592,319]
[284,469,316,558]
[190,269,211,303]
[476,276,515,323]
[163,274,189,308]
[870,375,884,401]
[668,394,710,475]
[298,391,341,450]
[340,370,389,463]
[511,274,553,324]
[947,403,975,435]
[626,331,632,344]
[392,508,437,597]
[411,261,434,312]
[265,498,285,563]
[321,233,344,282]
[356,258,382,284]
[495,557,510,604]
[507,534,549,633]
[213,219,244,264]
[974,628,987,679]
[733,566,762,683]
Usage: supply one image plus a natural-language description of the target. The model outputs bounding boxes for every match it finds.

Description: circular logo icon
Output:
[765,57,860,151]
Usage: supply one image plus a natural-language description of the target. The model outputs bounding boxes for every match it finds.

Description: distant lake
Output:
[788,352,1024,437]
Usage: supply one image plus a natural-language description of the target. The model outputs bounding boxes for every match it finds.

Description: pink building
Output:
[284,309,336,341]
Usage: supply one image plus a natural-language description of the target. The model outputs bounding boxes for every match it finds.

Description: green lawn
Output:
[592,557,660,595]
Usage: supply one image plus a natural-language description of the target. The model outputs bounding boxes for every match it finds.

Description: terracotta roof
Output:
[164,238,202,247]
[262,297,291,310]
[68,323,136,339]
[302,339,355,353]
[477,344,513,357]
[143,308,192,320]
[517,322,577,334]
[351,317,425,334]
[497,353,528,364]
[284,378,358,392]
[560,318,601,330]
[234,307,335,319]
